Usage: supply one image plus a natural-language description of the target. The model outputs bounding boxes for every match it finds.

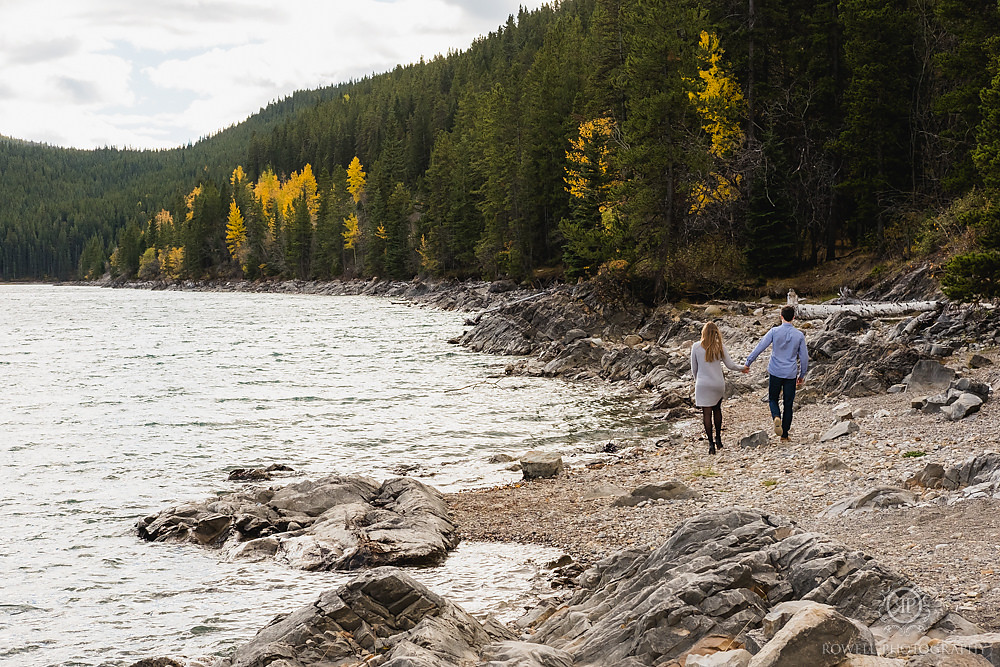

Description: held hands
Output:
[741,365,749,374]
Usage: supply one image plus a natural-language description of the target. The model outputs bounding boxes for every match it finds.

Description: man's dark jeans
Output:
[768,374,797,437]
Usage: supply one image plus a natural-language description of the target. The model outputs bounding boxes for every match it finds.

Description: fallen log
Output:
[793,300,941,320]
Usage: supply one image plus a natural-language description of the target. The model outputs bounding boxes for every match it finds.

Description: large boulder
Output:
[520,508,961,666]
[908,360,957,395]
[521,451,563,479]
[749,603,873,667]
[227,568,513,667]
[136,475,458,570]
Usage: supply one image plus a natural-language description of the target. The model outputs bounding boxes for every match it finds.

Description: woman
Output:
[690,321,747,454]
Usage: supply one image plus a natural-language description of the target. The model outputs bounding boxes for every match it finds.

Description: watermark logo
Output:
[884,586,925,625]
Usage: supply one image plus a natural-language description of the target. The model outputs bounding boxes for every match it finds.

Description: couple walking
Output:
[690,305,809,454]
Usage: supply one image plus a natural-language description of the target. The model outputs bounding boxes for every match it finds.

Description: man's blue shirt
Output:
[745,321,809,380]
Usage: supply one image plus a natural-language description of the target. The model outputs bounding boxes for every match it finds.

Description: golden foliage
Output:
[184,185,203,222]
[416,234,440,273]
[226,201,246,261]
[347,157,367,204]
[688,31,746,159]
[158,247,184,280]
[564,117,619,203]
[230,165,247,187]
[282,164,319,219]
[154,209,174,234]
[254,168,282,232]
[686,31,746,214]
[343,213,361,249]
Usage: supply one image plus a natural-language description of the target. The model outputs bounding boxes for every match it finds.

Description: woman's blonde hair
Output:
[700,321,724,363]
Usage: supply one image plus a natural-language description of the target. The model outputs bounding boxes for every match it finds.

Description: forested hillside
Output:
[5,0,1000,300]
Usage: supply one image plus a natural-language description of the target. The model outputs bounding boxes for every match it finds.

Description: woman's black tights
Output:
[702,400,723,452]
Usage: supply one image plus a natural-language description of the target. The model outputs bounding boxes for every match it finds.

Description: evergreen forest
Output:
[6,0,1000,300]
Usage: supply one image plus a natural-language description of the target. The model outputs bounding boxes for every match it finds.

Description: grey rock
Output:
[907,648,993,665]
[228,568,507,667]
[613,480,698,506]
[819,487,916,518]
[908,360,956,395]
[137,476,458,570]
[941,633,1000,666]
[581,484,630,501]
[833,402,855,421]
[816,456,849,472]
[527,508,948,666]
[942,393,983,421]
[749,604,869,667]
[480,641,574,667]
[954,377,991,402]
[820,420,860,442]
[826,311,868,334]
[521,451,563,479]
[563,328,588,344]
[929,344,953,357]
[905,463,948,490]
[601,347,653,381]
[623,334,644,347]
[740,430,770,449]
[686,649,753,666]
[650,388,689,411]
[969,354,993,369]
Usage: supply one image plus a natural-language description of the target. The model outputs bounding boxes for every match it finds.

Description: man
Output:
[743,305,809,442]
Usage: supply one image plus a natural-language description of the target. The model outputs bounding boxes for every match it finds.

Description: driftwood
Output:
[778,287,942,320]
[793,300,941,320]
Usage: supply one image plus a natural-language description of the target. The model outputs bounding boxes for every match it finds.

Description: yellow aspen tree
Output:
[686,31,746,214]
[153,209,174,247]
[560,117,625,277]
[282,165,320,220]
[254,168,282,235]
[231,165,247,187]
[184,185,203,223]
[347,157,367,204]
[226,201,247,263]
[343,213,361,249]
[564,117,620,217]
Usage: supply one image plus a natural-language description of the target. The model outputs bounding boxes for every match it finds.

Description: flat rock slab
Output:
[521,508,959,666]
[227,568,512,667]
[521,451,563,479]
[821,420,860,442]
[819,487,916,518]
[613,480,698,506]
[136,475,458,570]
[908,360,956,395]
[740,430,770,449]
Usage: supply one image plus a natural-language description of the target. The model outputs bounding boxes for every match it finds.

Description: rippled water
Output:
[0,285,662,666]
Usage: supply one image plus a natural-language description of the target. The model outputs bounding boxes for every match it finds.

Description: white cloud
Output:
[0,0,551,149]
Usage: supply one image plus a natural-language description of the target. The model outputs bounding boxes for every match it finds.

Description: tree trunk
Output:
[793,300,941,320]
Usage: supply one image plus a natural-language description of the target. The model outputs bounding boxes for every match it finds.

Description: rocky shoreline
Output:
[124,268,1000,665]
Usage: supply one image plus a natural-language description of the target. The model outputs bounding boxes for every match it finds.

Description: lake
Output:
[0,285,658,666]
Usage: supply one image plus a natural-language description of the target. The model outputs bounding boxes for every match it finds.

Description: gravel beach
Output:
[446,350,1000,631]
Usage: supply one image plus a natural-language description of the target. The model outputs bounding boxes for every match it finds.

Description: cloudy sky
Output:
[0,0,548,150]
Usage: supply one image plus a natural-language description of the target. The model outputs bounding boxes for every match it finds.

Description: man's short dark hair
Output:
[781,305,796,321]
